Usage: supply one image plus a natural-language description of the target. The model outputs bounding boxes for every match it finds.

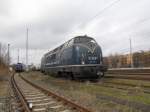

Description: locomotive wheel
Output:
[101,72,104,77]
[97,72,104,78]
[57,71,62,77]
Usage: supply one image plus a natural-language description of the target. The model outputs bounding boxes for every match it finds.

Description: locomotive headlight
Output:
[97,71,102,76]
[81,61,85,64]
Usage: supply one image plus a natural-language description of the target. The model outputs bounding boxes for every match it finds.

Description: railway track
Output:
[96,82,150,94]
[105,75,150,81]
[10,73,92,112]
[102,81,150,89]
[105,69,150,81]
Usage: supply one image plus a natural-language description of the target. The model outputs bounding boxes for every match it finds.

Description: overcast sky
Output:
[0,0,150,65]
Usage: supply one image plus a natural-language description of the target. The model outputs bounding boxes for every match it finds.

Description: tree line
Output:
[0,42,9,67]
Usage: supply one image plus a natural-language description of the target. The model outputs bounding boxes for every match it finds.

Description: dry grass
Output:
[0,81,9,96]
[0,66,10,81]
[0,66,9,97]
[0,66,8,75]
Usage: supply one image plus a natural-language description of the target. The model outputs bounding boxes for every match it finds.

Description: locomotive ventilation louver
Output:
[84,41,97,53]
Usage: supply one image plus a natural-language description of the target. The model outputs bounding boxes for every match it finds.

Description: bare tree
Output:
[0,42,8,67]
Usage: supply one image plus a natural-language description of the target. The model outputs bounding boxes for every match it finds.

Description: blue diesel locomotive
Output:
[41,35,107,79]
[14,63,25,72]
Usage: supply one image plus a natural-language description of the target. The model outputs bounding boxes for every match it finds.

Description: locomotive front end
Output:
[73,36,107,79]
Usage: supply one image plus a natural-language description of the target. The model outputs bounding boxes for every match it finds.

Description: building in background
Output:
[103,50,150,68]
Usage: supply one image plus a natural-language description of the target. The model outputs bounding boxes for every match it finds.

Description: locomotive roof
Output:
[44,35,95,56]
[74,35,93,39]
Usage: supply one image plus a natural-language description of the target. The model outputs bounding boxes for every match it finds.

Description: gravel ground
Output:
[22,71,150,112]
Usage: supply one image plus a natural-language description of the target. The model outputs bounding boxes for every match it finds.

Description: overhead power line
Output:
[67,0,122,36]
[26,28,28,65]
[84,0,122,24]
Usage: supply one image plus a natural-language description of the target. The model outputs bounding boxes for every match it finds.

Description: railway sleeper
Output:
[31,101,57,108]
[60,110,73,112]
[27,98,52,103]
[33,107,46,112]
[22,90,41,93]
[32,101,57,107]
[46,105,68,112]
[23,91,42,95]
[25,96,48,100]
[25,93,46,97]
[32,104,64,112]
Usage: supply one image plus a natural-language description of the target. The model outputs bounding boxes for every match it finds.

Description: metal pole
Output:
[26,28,29,71]
[0,43,1,58]
[129,38,133,68]
[17,49,19,63]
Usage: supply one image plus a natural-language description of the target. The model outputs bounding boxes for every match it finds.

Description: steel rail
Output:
[105,75,150,81]
[20,74,92,112]
[11,74,31,112]
[107,73,150,75]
